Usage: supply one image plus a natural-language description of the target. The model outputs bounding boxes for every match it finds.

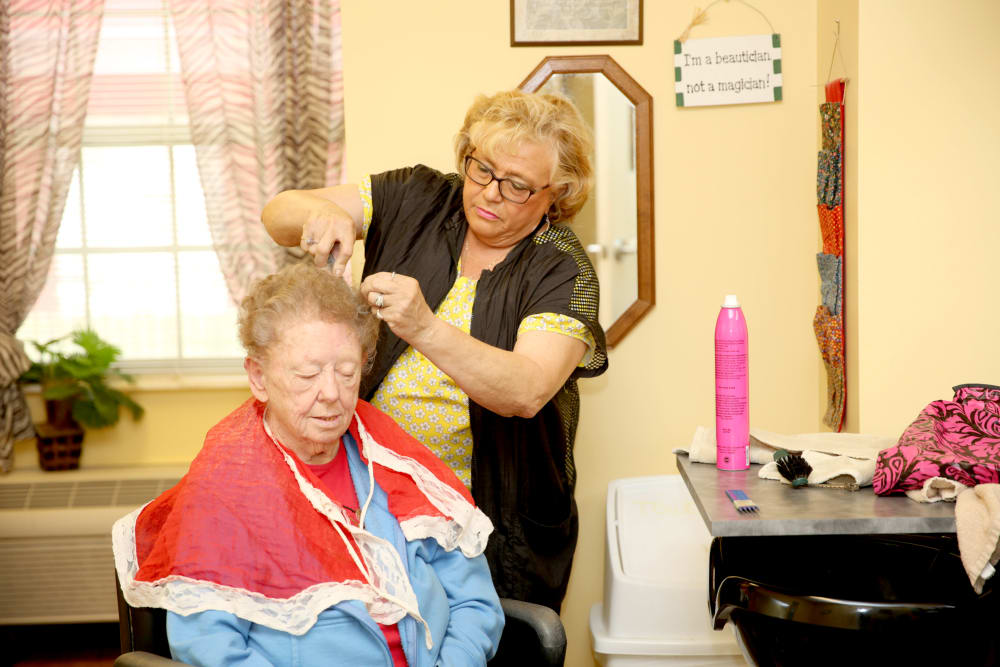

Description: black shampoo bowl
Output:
[709,534,999,666]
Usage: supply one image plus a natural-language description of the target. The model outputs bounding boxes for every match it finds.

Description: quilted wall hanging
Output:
[815,77,847,431]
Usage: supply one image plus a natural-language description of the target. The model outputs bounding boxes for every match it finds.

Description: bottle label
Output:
[715,340,748,422]
[715,336,749,470]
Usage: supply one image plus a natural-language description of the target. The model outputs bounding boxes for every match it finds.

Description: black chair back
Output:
[116,571,170,658]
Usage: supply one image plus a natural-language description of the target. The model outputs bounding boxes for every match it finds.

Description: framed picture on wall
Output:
[510,0,643,46]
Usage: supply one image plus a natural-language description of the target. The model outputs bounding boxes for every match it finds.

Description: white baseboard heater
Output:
[0,466,185,625]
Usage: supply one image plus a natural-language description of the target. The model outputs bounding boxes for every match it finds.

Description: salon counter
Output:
[676,453,956,537]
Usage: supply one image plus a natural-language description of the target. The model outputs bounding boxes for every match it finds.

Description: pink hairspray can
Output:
[715,295,749,470]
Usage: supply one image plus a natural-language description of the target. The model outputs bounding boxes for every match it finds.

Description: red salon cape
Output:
[112,398,492,640]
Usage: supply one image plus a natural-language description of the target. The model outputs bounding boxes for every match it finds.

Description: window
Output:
[19,0,244,373]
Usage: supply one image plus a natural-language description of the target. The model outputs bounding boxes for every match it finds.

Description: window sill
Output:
[129,373,249,392]
[20,373,249,394]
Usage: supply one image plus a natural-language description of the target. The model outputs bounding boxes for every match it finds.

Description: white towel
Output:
[955,484,1000,594]
[905,476,969,503]
[758,449,877,488]
[673,425,773,464]
[674,426,893,487]
[749,429,895,460]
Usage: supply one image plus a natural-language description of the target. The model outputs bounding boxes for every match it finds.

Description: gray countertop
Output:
[676,453,957,537]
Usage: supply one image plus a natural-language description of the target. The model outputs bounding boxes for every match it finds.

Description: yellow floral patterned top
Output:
[361,175,595,486]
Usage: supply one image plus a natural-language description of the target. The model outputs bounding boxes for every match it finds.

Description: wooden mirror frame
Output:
[519,54,654,347]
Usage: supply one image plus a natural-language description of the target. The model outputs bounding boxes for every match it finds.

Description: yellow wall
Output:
[855,0,1000,435]
[12,2,1000,666]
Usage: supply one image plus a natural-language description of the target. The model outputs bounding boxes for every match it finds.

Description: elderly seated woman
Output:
[112,262,503,666]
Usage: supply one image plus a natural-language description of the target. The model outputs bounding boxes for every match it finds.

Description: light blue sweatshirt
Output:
[166,433,504,666]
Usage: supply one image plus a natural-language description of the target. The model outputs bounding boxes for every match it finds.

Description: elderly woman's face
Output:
[462,140,557,249]
[246,317,362,463]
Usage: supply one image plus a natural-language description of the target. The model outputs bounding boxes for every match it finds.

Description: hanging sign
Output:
[674,34,782,107]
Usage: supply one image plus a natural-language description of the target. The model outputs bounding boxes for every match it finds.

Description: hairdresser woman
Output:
[261,90,608,612]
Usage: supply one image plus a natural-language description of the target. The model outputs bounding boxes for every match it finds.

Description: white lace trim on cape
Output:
[354,414,493,557]
[112,506,391,637]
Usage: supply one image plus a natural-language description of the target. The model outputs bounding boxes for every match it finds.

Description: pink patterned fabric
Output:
[873,385,1000,495]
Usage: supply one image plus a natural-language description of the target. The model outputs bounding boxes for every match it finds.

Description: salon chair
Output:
[709,533,1000,666]
[115,572,566,666]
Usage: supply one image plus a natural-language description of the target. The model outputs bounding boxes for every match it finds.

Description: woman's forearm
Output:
[411,320,585,418]
[359,271,587,417]
[261,187,364,247]
[261,189,314,246]
[261,186,365,274]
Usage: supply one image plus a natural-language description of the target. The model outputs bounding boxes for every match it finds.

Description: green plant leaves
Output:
[41,381,84,401]
[72,329,120,372]
[18,328,143,430]
[73,382,120,429]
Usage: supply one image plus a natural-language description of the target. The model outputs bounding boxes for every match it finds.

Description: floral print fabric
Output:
[813,306,845,430]
[816,253,842,317]
[817,146,842,207]
[817,204,843,256]
[371,274,477,488]
[873,385,1000,495]
[820,101,842,151]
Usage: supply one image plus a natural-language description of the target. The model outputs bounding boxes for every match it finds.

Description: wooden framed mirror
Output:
[519,54,654,347]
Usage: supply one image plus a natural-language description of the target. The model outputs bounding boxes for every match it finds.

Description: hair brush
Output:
[774,449,812,488]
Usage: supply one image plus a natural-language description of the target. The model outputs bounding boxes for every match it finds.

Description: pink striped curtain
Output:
[168,0,345,304]
[0,0,105,473]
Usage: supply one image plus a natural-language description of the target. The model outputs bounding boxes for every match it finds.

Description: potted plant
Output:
[19,329,144,469]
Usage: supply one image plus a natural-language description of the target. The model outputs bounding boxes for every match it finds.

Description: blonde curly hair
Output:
[454,89,594,224]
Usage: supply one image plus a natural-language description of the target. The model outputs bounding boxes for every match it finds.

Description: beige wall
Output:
[12,1,1000,666]
[855,0,1000,435]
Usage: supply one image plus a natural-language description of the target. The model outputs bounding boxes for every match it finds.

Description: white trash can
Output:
[590,475,747,666]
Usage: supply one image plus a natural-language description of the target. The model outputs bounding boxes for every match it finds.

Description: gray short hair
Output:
[238,262,379,370]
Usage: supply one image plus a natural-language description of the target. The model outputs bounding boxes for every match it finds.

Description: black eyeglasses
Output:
[464,155,549,204]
